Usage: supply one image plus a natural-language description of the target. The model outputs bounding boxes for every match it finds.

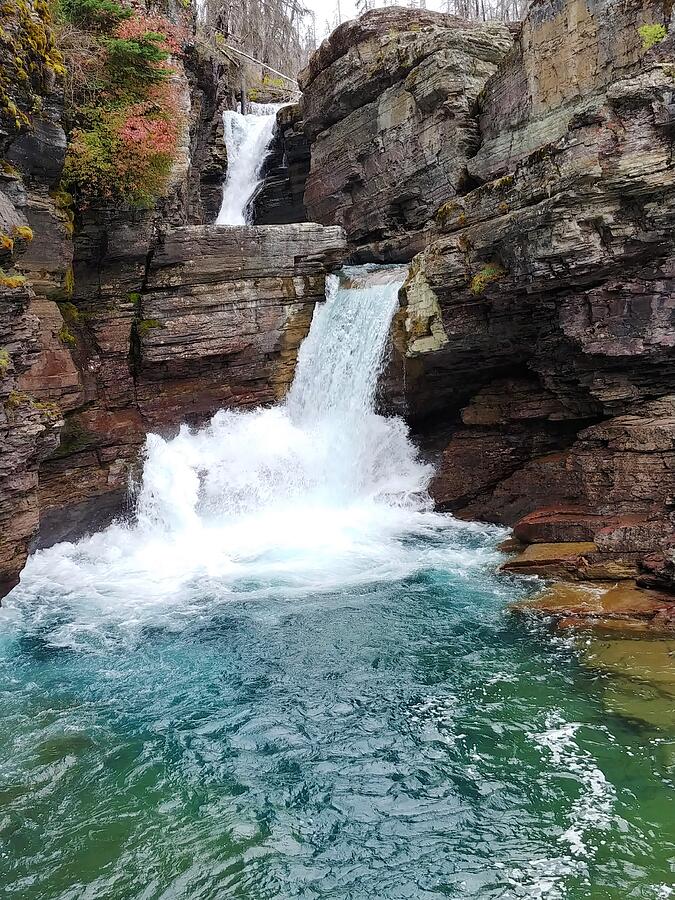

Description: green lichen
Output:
[63,264,75,297]
[11,224,33,241]
[261,73,284,89]
[5,389,29,410]
[0,232,14,251]
[4,389,61,421]
[493,174,514,190]
[50,187,75,234]
[32,399,61,423]
[638,23,667,51]
[469,262,506,295]
[58,324,77,346]
[436,202,467,230]
[0,348,10,376]
[137,317,163,337]
[0,268,27,288]
[57,300,80,323]
[476,173,514,196]
[0,0,65,136]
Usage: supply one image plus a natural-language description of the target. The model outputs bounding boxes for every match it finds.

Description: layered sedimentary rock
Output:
[512,580,675,638]
[0,278,61,596]
[298,8,513,257]
[137,223,346,420]
[391,0,675,582]
[36,222,346,547]
[291,1,675,585]
[0,4,73,593]
[253,104,309,225]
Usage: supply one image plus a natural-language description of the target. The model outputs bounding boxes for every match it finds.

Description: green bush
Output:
[638,23,667,51]
[103,34,170,94]
[58,1,184,208]
[57,0,132,31]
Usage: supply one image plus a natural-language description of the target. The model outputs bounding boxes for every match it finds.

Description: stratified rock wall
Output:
[0,3,71,594]
[286,0,675,583]
[0,278,61,596]
[137,224,346,422]
[36,222,346,547]
[391,0,675,580]
[298,8,514,258]
[253,104,310,225]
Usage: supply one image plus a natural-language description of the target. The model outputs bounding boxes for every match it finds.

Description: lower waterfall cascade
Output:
[1,268,673,899]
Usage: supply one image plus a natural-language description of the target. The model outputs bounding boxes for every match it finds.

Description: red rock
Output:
[513,508,610,544]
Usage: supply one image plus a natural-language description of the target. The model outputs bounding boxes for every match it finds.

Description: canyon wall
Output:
[36,222,345,549]
[0,3,72,594]
[298,8,514,260]
[298,0,675,586]
[0,1,345,594]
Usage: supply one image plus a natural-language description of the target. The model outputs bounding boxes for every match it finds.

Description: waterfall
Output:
[8,264,477,621]
[215,103,283,225]
[135,266,429,531]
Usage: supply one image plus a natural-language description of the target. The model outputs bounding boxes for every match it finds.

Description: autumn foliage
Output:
[59,0,187,207]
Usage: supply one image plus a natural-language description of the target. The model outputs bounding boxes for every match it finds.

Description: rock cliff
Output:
[295,0,675,587]
[0,2,70,593]
[298,8,514,259]
[403,0,675,585]
[253,104,310,225]
[35,217,345,548]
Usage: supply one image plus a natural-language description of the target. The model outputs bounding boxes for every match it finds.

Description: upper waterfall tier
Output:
[216,103,284,226]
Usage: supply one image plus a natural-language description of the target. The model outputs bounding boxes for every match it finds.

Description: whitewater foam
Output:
[5,265,506,646]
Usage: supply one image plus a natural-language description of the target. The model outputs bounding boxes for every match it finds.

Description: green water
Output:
[0,529,673,899]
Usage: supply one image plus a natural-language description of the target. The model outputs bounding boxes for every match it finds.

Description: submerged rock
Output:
[511,579,675,639]
[581,637,675,730]
[501,542,640,581]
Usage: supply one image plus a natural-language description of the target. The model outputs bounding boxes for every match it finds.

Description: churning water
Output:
[1,268,673,899]
[215,102,282,226]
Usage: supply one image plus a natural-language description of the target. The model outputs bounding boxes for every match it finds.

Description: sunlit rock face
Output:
[298,7,514,259]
